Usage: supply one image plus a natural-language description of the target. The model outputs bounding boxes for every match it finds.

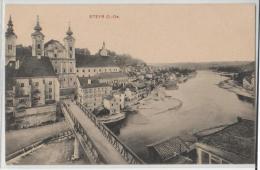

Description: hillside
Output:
[16,45,145,68]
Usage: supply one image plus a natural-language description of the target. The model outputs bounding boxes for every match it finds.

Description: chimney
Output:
[88,79,91,84]
[15,60,19,70]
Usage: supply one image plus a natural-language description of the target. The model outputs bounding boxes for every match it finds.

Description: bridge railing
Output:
[62,103,106,164]
[75,101,145,164]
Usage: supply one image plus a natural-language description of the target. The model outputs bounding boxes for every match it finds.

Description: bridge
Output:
[61,100,144,164]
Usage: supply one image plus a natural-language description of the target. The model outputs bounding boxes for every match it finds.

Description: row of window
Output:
[20,81,52,87]
[55,68,74,73]
[77,68,118,73]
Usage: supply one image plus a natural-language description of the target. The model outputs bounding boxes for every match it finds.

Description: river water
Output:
[118,70,255,162]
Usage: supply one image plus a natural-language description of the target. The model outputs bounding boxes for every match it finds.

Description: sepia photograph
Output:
[2,1,258,168]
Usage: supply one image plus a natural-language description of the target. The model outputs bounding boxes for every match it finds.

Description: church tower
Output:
[64,24,75,59]
[5,16,17,65]
[99,41,108,56]
[31,16,44,58]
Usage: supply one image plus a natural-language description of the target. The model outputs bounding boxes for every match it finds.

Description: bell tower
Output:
[31,15,44,58]
[5,16,17,65]
[64,23,75,59]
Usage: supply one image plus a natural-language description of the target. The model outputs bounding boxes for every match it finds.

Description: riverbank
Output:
[136,87,183,117]
[119,71,255,163]
[218,79,255,102]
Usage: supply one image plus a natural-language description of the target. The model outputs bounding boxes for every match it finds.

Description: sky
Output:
[5,4,256,63]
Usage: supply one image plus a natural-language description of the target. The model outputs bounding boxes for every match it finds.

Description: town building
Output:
[103,93,125,115]
[195,117,255,164]
[76,77,112,111]
[124,88,138,107]
[75,42,121,78]
[14,55,60,128]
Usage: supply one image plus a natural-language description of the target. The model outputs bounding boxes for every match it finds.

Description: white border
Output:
[0,0,259,170]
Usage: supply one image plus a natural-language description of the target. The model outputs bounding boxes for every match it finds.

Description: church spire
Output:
[66,22,73,36]
[102,41,105,49]
[6,15,16,37]
[34,15,42,31]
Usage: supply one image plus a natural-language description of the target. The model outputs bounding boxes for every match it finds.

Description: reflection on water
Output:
[118,70,255,162]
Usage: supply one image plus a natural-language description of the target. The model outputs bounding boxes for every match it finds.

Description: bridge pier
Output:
[71,137,80,161]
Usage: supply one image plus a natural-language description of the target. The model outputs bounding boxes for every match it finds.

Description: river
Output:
[118,70,255,162]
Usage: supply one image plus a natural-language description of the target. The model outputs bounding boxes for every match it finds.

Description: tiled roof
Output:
[147,135,196,161]
[16,56,56,78]
[78,77,110,89]
[92,72,128,79]
[199,118,255,163]
[76,54,118,67]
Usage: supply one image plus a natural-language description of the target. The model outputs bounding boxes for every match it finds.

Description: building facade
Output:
[76,77,112,111]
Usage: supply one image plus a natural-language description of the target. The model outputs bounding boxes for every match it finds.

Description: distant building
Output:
[195,118,255,164]
[124,88,138,107]
[99,41,108,57]
[76,77,112,111]
[75,42,120,78]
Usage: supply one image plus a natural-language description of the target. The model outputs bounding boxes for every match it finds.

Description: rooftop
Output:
[147,135,197,162]
[76,54,118,67]
[16,56,56,78]
[92,72,128,79]
[198,118,255,163]
[78,77,110,89]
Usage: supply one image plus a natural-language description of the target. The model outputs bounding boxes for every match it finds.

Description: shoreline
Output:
[218,79,255,101]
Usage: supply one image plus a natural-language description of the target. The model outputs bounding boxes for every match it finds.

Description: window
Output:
[37,44,41,49]
[21,83,24,87]
[54,54,57,58]
[35,82,39,86]
[70,54,72,58]
[94,69,96,72]
[43,80,45,84]
[83,69,85,73]
[49,88,52,92]
[99,69,101,72]
[8,44,12,50]
[49,94,52,99]
[70,69,72,72]
[55,69,57,73]
[88,69,90,72]
[49,81,52,85]
[63,69,66,73]
[70,47,72,51]
[77,69,79,72]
